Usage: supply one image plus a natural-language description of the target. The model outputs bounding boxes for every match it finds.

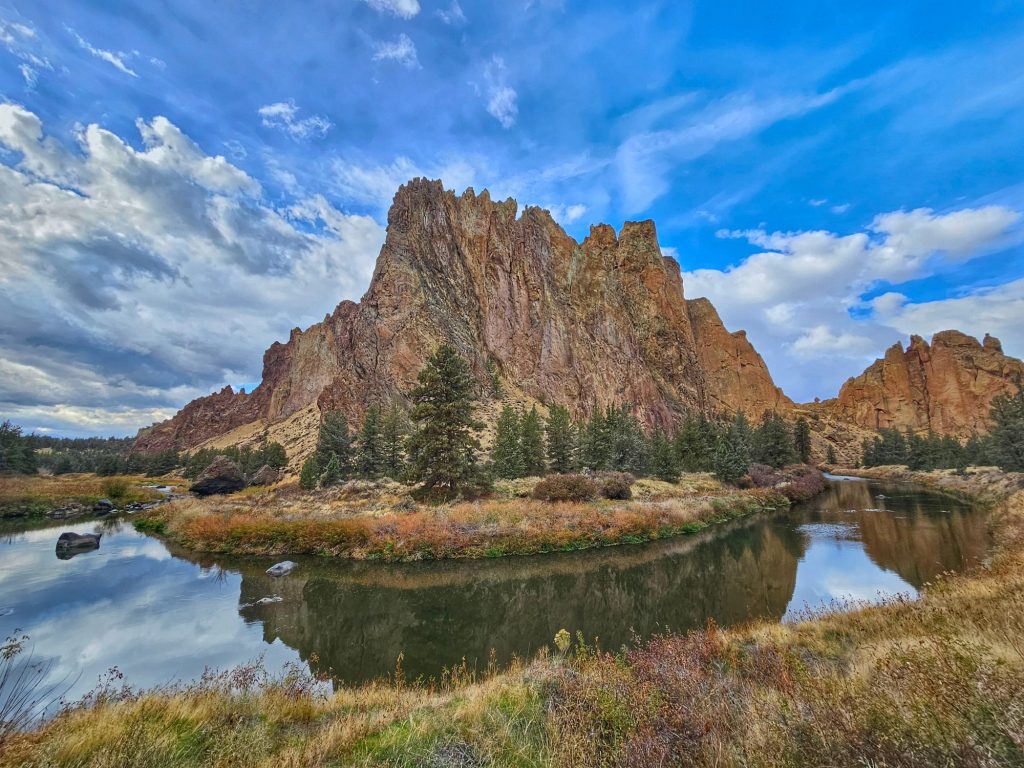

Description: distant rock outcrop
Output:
[830,331,1024,437]
[136,179,788,455]
[190,455,246,496]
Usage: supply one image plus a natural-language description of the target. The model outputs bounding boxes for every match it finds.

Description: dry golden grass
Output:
[0,473,163,515]
[136,477,784,561]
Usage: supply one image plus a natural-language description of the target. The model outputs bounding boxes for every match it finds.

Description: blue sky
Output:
[1,0,1023,436]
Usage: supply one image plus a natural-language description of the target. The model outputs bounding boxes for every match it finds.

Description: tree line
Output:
[861,390,1024,472]
[299,344,819,493]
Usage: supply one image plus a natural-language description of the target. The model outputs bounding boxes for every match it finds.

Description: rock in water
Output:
[191,455,246,496]
[266,561,297,577]
[55,531,102,559]
[248,464,281,487]
[93,498,114,514]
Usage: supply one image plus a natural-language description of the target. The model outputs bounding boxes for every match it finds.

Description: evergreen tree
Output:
[262,442,288,469]
[752,411,797,469]
[826,445,837,465]
[964,434,990,467]
[354,406,385,479]
[545,404,576,474]
[988,390,1024,471]
[714,412,752,484]
[580,409,611,471]
[675,414,718,472]
[520,406,547,476]
[299,455,320,490]
[380,404,410,479]
[0,420,37,474]
[491,406,524,479]
[608,406,650,475]
[406,344,483,493]
[794,417,812,464]
[320,454,342,486]
[651,429,680,482]
[316,411,352,478]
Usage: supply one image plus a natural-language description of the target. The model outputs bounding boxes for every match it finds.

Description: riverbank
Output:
[133,474,790,561]
[4,472,1021,766]
[0,473,166,519]
[829,464,1024,503]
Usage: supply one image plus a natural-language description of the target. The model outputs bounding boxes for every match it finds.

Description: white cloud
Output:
[258,100,333,139]
[1,18,52,86]
[436,0,466,25]
[360,0,420,19]
[684,204,1021,400]
[483,56,518,128]
[329,154,478,211]
[809,198,828,207]
[615,88,845,213]
[0,103,383,436]
[831,203,851,214]
[68,27,138,77]
[371,33,419,69]
[545,202,587,225]
[150,57,167,70]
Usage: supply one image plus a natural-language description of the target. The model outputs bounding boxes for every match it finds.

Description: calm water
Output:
[0,478,990,700]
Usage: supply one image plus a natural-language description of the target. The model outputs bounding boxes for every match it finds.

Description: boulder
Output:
[266,560,297,577]
[248,464,280,487]
[191,455,246,496]
[93,498,114,514]
[55,531,102,559]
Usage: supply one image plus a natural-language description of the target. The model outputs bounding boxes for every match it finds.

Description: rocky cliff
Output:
[830,331,1023,437]
[136,178,789,453]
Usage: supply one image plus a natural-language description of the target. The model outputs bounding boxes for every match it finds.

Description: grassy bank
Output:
[5,475,1022,766]
[134,475,787,561]
[0,473,164,518]
[830,464,1024,503]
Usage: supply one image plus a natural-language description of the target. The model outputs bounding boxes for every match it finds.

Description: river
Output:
[0,477,990,702]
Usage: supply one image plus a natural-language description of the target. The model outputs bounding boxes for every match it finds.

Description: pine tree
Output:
[320,454,342,486]
[316,411,352,478]
[608,406,649,475]
[406,344,483,493]
[675,414,719,472]
[794,417,812,464]
[714,412,752,484]
[826,445,837,465]
[988,390,1024,471]
[262,441,288,469]
[491,406,524,479]
[580,409,611,470]
[651,429,680,482]
[545,404,576,473]
[752,411,797,469]
[520,406,546,476]
[354,406,385,479]
[299,454,320,490]
[380,404,410,479]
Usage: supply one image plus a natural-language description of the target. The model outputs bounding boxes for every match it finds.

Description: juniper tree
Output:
[380,404,410,479]
[491,405,524,479]
[545,404,576,474]
[826,445,837,465]
[354,406,385,479]
[794,417,812,464]
[299,454,320,490]
[752,411,797,469]
[520,406,547,476]
[651,429,680,483]
[320,453,342,486]
[316,411,352,478]
[985,390,1024,471]
[714,412,752,484]
[406,344,483,493]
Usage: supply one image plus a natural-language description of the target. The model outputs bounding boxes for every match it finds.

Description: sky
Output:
[0,1,1022,437]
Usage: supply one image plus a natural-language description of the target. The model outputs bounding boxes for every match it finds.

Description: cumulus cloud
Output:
[482,56,518,128]
[684,204,1021,399]
[67,27,138,77]
[258,100,333,139]
[0,103,383,436]
[371,33,419,69]
[360,0,420,19]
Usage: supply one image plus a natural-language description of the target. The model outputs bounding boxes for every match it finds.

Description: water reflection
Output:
[0,479,991,699]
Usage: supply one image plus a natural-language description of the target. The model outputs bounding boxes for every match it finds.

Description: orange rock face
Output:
[830,331,1024,437]
[135,178,788,453]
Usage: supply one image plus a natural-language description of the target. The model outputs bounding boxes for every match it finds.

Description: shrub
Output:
[748,463,782,489]
[532,474,597,502]
[101,478,129,500]
[595,471,634,500]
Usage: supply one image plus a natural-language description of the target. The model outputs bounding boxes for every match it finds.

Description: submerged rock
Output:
[266,561,297,577]
[191,456,246,496]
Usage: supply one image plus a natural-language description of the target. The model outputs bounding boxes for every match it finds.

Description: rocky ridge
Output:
[136,178,789,455]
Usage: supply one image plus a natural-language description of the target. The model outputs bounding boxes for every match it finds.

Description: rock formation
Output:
[830,331,1023,437]
[136,179,789,454]
[190,455,246,496]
